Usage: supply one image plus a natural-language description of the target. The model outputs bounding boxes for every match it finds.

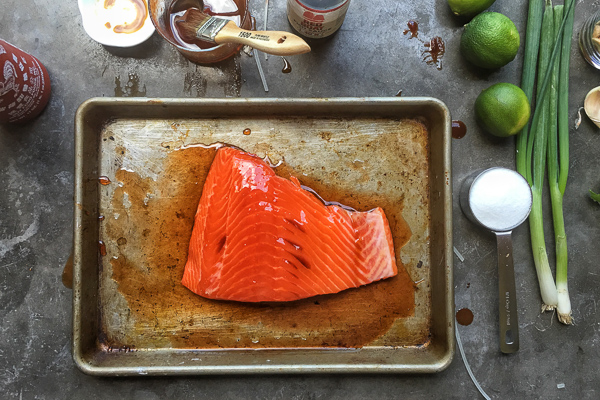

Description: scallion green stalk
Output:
[517,0,575,311]
[547,4,567,319]
[528,0,558,311]
[558,0,574,195]
[553,0,575,325]
[517,0,544,182]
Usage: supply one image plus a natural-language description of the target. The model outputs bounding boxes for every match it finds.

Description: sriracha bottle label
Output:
[0,40,51,124]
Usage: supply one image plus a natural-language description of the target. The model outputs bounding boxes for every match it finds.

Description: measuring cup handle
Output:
[495,231,519,354]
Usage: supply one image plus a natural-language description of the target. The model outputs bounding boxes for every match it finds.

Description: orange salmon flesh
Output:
[182,147,398,302]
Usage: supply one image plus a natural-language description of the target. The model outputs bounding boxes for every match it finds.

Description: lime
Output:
[474,83,531,137]
[448,0,496,19]
[460,12,520,69]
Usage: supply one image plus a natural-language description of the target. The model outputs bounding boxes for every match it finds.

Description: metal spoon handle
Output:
[495,231,519,354]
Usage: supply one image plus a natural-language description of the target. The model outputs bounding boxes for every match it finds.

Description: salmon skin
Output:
[182,147,398,302]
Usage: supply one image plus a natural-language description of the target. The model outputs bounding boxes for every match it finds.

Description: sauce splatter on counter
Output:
[456,308,474,326]
[452,120,467,139]
[403,20,445,70]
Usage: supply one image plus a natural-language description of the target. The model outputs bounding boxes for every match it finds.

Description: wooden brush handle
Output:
[214,21,311,56]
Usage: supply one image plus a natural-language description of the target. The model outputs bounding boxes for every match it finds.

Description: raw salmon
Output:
[182,147,397,302]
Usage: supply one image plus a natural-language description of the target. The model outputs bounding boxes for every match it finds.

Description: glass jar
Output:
[579,9,600,69]
[149,0,252,64]
[286,0,351,39]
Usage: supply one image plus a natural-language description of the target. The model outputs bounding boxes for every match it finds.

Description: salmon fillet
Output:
[182,147,397,302]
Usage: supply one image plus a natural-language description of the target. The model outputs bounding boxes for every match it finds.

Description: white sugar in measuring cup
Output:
[460,167,532,354]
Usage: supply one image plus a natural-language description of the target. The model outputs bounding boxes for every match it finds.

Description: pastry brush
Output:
[176,9,311,56]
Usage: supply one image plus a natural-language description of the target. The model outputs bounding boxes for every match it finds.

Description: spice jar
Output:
[579,10,600,69]
[0,40,51,123]
[286,0,351,40]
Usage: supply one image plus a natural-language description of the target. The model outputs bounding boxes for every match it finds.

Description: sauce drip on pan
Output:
[99,176,111,185]
[99,240,107,256]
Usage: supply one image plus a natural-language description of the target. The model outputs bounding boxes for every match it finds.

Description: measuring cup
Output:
[459,167,532,354]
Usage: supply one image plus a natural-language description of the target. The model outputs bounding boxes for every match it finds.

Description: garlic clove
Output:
[584,86,600,128]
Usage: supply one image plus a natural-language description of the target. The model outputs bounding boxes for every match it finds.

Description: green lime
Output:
[460,12,520,69]
[474,83,531,137]
[448,0,496,19]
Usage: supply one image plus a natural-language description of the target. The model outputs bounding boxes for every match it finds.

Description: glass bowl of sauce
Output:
[149,0,252,64]
[579,9,600,70]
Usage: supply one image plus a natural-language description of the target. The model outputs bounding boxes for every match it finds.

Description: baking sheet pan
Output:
[73,97,453,375]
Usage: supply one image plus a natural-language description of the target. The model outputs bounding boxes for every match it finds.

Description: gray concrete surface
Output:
[1,0,600,398]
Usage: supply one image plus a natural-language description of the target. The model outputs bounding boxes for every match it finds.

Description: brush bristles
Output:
[182,9,212,28]
[176,9,228,44]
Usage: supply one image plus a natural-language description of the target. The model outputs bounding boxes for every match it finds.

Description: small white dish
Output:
[78,0,155,47]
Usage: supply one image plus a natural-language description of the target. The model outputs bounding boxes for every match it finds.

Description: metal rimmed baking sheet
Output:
[73,97,453,375]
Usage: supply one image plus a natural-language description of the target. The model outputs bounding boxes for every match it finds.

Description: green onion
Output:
[591,190,600,204]
[552,0,575,325]
[526,0,559,312]
[548,5,572,324]
[520,0,576,319]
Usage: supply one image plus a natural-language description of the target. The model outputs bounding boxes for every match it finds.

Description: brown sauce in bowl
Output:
[104,0,148,34]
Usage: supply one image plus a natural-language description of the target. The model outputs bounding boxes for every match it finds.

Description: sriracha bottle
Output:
[0,40,51,124]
